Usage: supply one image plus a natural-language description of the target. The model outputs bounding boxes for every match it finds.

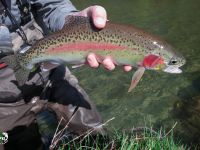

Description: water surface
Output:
[72,0,200,145]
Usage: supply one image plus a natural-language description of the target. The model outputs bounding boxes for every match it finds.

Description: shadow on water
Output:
[171,72,200,146]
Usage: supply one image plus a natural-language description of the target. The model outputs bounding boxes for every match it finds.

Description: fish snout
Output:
[163,55,186,74]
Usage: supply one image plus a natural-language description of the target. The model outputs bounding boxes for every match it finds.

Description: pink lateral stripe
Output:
[47,42,127,53]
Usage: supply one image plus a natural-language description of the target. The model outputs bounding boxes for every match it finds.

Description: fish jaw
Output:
[163,66,182,74]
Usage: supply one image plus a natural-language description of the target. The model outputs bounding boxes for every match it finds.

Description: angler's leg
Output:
[48,65,106,135]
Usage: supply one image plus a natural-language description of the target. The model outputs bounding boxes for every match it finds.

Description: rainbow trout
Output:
[1,16,185,92]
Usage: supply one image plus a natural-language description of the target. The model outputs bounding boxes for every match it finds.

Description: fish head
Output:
[159,44,186,74]
[145,40,186,74]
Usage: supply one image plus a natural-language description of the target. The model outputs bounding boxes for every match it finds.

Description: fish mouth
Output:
[163,66,182,74]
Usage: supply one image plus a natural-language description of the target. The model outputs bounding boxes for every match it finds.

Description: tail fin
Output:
[1,55,30,86]
[0,55,19,71]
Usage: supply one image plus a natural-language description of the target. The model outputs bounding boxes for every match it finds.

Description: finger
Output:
[123,65,132,72]
[71,5,107,29]
[90,5,107,29]
[87,53,99,68]
[102,57,115,70]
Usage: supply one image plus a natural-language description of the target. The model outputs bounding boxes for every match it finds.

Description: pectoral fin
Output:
[71,63,85,69]
[128,67,145,92]
[41,61,60,71]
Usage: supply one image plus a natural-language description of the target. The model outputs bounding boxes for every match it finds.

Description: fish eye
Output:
[171,60,177,64]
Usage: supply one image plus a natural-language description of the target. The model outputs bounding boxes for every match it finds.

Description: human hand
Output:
[72,6,132,72]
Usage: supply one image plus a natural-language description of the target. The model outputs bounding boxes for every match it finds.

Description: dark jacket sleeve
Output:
[30,0,77,32]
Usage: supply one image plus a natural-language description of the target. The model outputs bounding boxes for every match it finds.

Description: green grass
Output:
[56,128,188,150]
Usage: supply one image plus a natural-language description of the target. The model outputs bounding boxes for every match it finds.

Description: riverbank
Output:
[58,128,190,150]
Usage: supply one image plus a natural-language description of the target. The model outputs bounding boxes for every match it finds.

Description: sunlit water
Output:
[71,0,200,145]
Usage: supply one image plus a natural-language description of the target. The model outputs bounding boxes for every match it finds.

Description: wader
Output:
[0,5,105,150]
